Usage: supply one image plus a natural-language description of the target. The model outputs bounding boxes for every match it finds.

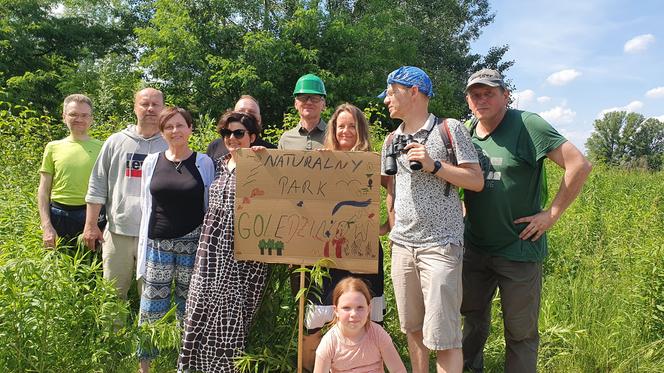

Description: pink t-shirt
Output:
[315,322,406,373]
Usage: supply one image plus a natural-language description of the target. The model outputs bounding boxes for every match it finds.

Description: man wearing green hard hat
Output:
[278,73,327,150]
[278,74,328,371]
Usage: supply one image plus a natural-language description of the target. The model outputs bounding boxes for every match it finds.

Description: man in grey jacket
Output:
[83,88,168,299]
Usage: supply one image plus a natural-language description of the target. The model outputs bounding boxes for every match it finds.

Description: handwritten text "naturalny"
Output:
[259,153,364,173]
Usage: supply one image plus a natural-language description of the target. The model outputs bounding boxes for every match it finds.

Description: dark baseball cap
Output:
[465,68,506,92]
[377,66,434,99]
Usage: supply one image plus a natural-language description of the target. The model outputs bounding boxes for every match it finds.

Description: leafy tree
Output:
[586,111,664,171]
[135,0,510,127]
[2,0,511,125]
[0,0,140,115]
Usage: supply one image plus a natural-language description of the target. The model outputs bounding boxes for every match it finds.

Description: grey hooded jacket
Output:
[86,125,168,236]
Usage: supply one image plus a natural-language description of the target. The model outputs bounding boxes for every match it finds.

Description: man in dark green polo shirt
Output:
[461,69,592,373]
[278,73,327,150]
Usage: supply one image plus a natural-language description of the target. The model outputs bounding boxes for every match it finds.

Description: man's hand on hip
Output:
[514,210,558,241]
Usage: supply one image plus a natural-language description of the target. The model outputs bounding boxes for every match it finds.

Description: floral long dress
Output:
[179,156,268,373]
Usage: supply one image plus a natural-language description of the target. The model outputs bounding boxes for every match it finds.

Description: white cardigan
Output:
[136,152,215,280]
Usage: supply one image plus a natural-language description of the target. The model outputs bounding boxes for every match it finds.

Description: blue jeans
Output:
[50,202,106,244]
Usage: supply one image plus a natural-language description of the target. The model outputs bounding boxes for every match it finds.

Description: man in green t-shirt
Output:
[38,94,104,247]
[461,69,592,373]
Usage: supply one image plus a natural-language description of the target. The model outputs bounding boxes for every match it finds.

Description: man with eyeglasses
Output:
[461,68,592,373]
[83,87,168,300]
[278,73,327,150]
[278,73,328,371]
[38,94,105,248]
[206,95,277,162]
[379,66,483,373]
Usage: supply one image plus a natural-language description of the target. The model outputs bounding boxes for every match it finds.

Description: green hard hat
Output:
[293,74,326,97]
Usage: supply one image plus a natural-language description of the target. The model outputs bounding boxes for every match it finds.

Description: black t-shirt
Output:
[148,152,205,239]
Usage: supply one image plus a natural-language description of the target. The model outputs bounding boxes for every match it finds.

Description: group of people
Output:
[38,66,591,373]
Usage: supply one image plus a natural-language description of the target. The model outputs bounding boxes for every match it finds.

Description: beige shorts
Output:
[390,242,463,351]
[102,229,141,300]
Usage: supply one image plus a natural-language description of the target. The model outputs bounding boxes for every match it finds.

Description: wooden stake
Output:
[297,265,305,373]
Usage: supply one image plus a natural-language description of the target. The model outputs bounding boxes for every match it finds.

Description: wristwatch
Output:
[430,160,442,175]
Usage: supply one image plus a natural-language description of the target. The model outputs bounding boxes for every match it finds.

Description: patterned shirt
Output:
[381,114,478,248]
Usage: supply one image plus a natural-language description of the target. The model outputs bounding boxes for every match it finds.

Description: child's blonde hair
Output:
[331,277,372,329]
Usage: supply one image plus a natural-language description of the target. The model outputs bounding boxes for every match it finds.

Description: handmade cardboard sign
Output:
[234,149,381,273]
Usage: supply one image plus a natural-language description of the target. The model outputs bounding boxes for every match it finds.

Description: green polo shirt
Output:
[277,119,327,150]
[464,109,566,262]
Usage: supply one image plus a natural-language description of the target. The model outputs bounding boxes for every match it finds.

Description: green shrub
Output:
[0,246,138,372]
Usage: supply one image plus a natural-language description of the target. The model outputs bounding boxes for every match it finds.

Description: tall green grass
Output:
[480,165,664,372]
[1,105,662,372]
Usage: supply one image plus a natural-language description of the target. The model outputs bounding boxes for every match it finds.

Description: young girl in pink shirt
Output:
[314,277,406,373]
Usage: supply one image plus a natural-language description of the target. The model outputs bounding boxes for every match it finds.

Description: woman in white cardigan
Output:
[136,106,215,373]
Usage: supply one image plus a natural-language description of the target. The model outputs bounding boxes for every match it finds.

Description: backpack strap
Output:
[465,117,479,134]
[436,117,456,196]
[438,118,457,166]
[383,131,397,211]
[385,131,396,147]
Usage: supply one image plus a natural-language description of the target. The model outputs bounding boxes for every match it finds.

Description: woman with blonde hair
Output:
[302,103,387,371]
[323,103,371,152]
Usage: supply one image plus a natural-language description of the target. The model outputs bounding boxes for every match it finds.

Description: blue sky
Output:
[470,0,664,152]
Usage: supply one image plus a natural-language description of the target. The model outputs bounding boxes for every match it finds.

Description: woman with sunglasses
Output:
[300,103,387,371]
[179,111,268,373]
[136,107,215,373]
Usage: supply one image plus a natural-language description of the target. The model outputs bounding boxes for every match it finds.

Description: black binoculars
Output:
[384,134,422,175]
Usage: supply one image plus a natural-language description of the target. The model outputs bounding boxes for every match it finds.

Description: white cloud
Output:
[625,101,643,111]
[558,128,592,153]
[624,34,655,54]
[512,89,536,109]
[539,105,577,124]
[598,100,644,118]
[645,87,664,99]
[655,115,664,122]
[537,96,551,103]
[546,69,582,86]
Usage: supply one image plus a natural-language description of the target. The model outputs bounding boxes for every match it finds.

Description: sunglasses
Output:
[220,129,248,139]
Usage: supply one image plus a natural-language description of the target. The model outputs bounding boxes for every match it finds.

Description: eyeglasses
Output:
[296,95,324,104]
[163,123,188,132]
[384,86,409,98]
[220,129,248,139]
[66,113,91,119]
